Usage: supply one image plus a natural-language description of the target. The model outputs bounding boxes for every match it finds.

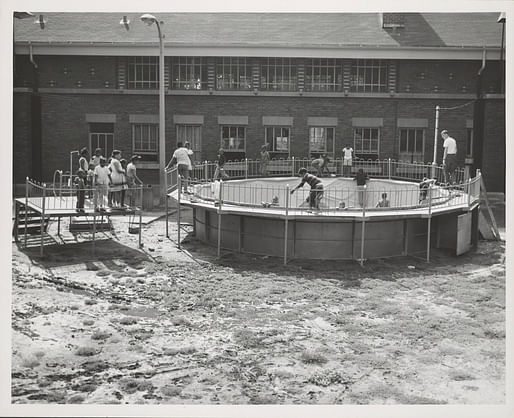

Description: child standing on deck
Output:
[74,169,86,212]
[94,157,111,211]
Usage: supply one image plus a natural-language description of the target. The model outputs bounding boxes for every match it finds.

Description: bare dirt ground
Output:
[11,207,505,405]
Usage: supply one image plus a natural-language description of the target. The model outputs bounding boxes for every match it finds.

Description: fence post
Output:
[177,175,181,249]
[426,183,434,262]
[40,184,46,257]
[24,177,29,248]
[291,157,295,176]
[59,170,63,198]
[360,188,366,267]
[467,177,472,207]
[284,185,290,265]
[217,180,223,258]
[388,158,391,179]
[204,161,208,181]
[245,158,248,179]
[138,185,143,248]
[165,169,169,238]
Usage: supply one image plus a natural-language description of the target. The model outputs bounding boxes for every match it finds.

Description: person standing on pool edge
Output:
[441,129,457,185]
[290,167,324,211]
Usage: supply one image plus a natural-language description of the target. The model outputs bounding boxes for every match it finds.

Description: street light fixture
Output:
[140,13,166,199]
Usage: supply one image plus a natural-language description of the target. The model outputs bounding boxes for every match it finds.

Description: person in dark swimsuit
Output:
[290,167,324,210]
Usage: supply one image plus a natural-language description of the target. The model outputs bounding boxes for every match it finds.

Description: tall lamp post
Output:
[141,14,166,198]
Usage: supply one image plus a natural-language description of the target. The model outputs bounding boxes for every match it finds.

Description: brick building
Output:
[13,12,505,191]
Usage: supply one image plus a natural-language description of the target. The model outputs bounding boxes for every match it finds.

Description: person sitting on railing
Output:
[290,167,324,211]
[419,177,436,204]
[214,148,229,181]
[311,154,330,177]
[353,168,369,208]
[74,169,87,213]
[376,192,390,208]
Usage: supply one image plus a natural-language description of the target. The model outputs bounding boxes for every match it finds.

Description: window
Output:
[216,57,252,90]
[89,123,114,159]
[399,129,425,163]
[132,124,158,162]
[221,125,246,160]
[305,59,342,92]
[127,57,159,89]
[172,57,207,90]
[309,127,335,158]
[353,127,380,159]
[265,127,290,158]
[466,128,473,158]
[260,58,297,91]
[350,60,388,92]
[176,125,202,163]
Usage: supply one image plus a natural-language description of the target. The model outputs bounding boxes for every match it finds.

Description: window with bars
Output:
[309,127,335,158]
[305,59,342,92]
[265,126,290,157]
[353,127,380,159]
[127,57,159,89]
[216,57,252,90]
[176,125,202,163]
[132,124,158,161]
[350,60,388,92]
[89,123,114,160]
[171,57,207,90]
[260,58,297,91]
[399,128,425,163]
[221,125,246,159]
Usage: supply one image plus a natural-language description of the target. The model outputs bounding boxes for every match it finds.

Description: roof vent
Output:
[381,13,405,29]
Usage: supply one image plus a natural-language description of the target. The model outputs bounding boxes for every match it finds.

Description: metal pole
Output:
[59,170,63,198]
[177,175,181,249]
[217,180,223,258]
[40,184,46,257]
[432,105,440,178]
[245,158,248,179]
[138,206,142,248]
[165,169,169,238]
[24,177,29,248]
[204,160,208,181]
[291,157,295,176]
[284,185,290,265]
[92,214,96,254]
[388,158,391,179]
[360,186,366,266]
[155,21,166,201]
[426,184,433,262]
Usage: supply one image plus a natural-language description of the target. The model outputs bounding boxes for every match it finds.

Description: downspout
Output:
[472,48,486,176]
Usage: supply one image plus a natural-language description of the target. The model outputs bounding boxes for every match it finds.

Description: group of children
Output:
[74,147,143,212]
[290,167,436,211]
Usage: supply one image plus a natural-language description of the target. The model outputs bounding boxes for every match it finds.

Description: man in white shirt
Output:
[441,130,457,184]
[93,157,111,211]
[342,145,354,176]
[169,142,193,193]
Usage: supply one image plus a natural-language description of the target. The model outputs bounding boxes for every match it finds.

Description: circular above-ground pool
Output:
[172,176,480,261]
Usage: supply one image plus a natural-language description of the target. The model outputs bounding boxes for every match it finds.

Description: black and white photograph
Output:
[3,0,512,417]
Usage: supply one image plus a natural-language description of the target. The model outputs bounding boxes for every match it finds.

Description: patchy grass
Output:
[163,346,197,356]
[233,329,264,349]
[161,385,182,397]
[84,299,98,306]
[307,369,350,387]
[20,358,40,368]
[118,316,138,326]
[83,319,95,326]
[91,330,111,341]
[300,349,328,365]
[75,346,99,357]
[170,316,194,328]
[119,378,154,394]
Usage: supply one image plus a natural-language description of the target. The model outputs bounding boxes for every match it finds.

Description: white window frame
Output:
[350,59,388,93]
[89,123,114,159]
[171,57,207,90]
[260,58,297,91]
[265,126,291,157]
[216,57,252,90]
[353,127,380,159]
[309,127,335,158]
[127,56,159,89]
[132,123,158,161]
[220,125,246,152]
[305,59,342,92]
[176,124,202,163]
[398,128,425,163]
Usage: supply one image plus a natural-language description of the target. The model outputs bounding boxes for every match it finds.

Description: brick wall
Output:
[13,92,32,185]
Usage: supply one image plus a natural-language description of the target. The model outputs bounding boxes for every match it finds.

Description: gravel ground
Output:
[10,209,505,405]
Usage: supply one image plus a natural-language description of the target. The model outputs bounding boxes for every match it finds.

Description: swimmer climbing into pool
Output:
[290,168,324,210]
